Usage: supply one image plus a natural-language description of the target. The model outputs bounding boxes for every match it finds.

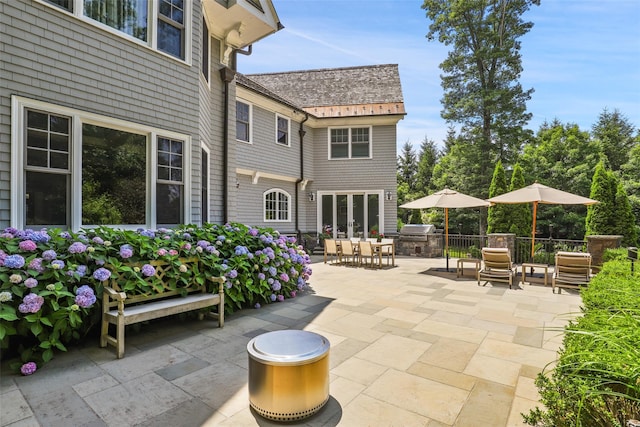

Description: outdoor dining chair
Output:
[340,239,358,266]
[323,239,341,264]
[358,240,380,269]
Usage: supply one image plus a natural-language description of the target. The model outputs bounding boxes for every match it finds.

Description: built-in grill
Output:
[399,224,437,235]
[397,224,442,257]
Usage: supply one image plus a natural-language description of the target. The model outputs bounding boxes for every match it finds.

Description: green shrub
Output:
[523,259,640,426]
[0,223,311,375]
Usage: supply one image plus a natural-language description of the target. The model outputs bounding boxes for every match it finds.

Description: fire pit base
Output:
[247,330,330,421]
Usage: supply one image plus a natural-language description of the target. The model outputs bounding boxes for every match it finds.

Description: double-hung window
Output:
[329,127,371,159]
[276,114,290,146]
[264,189,290,222]
[40,0,189,61]
[236,101,252,143]
[12,96,190,230]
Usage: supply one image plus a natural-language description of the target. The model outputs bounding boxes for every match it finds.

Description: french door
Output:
[319,192,381,239]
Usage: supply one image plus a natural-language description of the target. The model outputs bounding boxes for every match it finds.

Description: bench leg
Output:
[116,317,125,359]
[100,316,108,348]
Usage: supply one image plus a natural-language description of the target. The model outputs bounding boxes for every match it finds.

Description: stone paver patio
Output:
[1,257,582,426]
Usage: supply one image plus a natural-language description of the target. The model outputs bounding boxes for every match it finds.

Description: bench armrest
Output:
[208,276,226,294]
[103,286,127,301]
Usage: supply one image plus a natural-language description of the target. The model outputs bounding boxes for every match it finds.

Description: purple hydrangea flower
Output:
[68,242,88,254]
[92,236,104,245]
[75,285,96,308]
[157,248,168,256]
[4,254,26,269]
[19,240,37,252]
[93,267,111,281]
[290,290,297,298]
[76,265,88,277]
[119,245,133,259]
[58,231,71,239]
[249,228,259,236]
[279,273,289,282]
[140,229,156,238]
[42,250,57,261]
[268,266,277,276]
[51,260,65,269]
[20,362,37,376]
[196,240,210,248]
[18,293,45,313]
[24,278,38,288]
[216,235,226,242]
[277,295,285,302]
[270,294,277,302]
[272,280,282,291]
[258,273,266,280]
[28,258,44,273]
[181,243,191,251]
[254,303,261,309]
[141,264,155,277]
[227,269,238,279]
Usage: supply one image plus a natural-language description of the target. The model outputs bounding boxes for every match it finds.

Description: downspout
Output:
[296,113,309,243]
[220,66,236,224]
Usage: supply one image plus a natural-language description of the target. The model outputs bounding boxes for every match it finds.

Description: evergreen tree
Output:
[586,161,618,236]
[507,163,531,236]
[422,0,538,194]
[591,108,637,171]
[397,141,418,191]
[487,161,510,233]
[415,135,440,197]
[614,181,638,246]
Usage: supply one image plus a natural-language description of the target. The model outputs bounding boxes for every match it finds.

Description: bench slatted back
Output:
[555,251,592,278]
[481,248,512,270]
[105,258,209,308]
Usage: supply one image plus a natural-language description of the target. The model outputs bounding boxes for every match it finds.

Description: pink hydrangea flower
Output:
[19,240,37,252]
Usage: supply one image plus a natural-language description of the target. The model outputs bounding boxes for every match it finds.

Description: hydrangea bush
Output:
[0,223,312,374]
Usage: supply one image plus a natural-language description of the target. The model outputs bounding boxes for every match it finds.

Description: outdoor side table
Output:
[247,330,330,421]
[457,258,480,278]
[521,262,549,286]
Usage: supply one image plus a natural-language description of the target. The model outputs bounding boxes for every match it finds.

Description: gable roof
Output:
[242,64,406,118]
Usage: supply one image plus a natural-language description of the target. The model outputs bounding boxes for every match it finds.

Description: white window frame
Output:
[11,95,192,231]
[236,100,253,144]
[201,15,210,85]
[275,114,291,147]
[263,188,291,222]
[328,126,373,160]
[34,0,192,64]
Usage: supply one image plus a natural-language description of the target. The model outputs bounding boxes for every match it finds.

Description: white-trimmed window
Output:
[236,101,252,143]
[201,16,209,83]
[12,96,190,230]
[264,189,290,222]
[38,0,191,62]
[276,114,290,146]
[329,127,372,159]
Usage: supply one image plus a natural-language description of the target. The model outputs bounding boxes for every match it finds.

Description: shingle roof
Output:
[241,64,406,118]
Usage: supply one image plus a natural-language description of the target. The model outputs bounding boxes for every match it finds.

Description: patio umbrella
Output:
[400,188,491,271]
[487,182,598,260]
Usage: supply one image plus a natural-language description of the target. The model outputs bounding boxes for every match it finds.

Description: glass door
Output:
[320,193,379,239]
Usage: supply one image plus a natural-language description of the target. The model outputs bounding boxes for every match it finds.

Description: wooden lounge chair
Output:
[552,251,593,294]
[323,239,341,264]
[379,238,395,266]
[478,247,517,289]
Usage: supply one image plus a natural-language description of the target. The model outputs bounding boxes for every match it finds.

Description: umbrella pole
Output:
[445,207,449,271]
[531,201,538,261]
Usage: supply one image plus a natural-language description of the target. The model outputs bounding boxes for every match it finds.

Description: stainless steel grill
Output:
[399,224,436,235]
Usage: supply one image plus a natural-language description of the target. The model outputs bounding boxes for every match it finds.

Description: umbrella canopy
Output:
[400,188,491,270]
[487,182,598,259]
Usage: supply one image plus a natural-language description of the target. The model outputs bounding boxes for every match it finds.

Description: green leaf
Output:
[31,322,43,337]
[0,306,18,321]
[40,316,53,327]
[42,348,53,362]
[54,341,67,352]
[40,340,52,349]
[0,324,5,340]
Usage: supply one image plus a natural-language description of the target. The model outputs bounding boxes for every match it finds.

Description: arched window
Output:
[264,189,291,222]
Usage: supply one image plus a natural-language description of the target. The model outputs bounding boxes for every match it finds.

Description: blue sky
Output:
[237,0,640,152]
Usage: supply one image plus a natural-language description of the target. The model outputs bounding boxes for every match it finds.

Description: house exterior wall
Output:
[0,0,204,229]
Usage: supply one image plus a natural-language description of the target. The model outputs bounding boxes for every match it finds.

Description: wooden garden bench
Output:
[100,257,225,358]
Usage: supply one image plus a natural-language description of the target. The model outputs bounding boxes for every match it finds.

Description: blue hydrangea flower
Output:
[4,254,26,269]
[68,242,87,254]
[42,250,57,261]
[93,267,111,281]
[141,264,155,277]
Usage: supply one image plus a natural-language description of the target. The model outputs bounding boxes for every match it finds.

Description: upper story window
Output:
[236,101,252,143]
[201,16,209,82]
[276,114,290,146]
[39,0,190,62]
[329,127,371,159]
[264,189,290,222]
[13,96,190,230]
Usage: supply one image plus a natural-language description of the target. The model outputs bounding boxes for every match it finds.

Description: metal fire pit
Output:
[247,330,330,421]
